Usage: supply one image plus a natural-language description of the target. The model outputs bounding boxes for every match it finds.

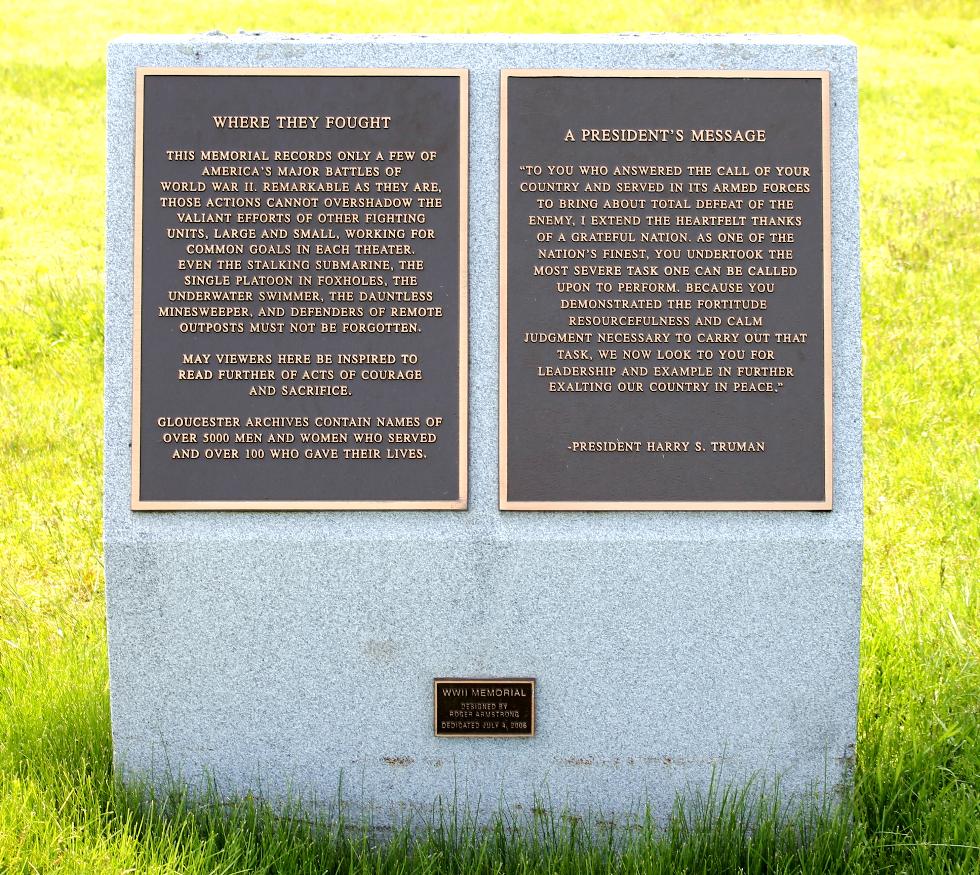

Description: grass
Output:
[0,0,978,871]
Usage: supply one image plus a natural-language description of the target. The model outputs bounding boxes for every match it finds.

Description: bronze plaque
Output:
[500,71,831,510]
[433,678,536,737]
[132,69,467,509]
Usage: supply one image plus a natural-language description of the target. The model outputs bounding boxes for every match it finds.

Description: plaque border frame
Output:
[499,69,833,511]
[131,67,469,510]
[433,677,537,738]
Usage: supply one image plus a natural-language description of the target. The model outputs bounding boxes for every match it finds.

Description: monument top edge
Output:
[109,32,856,49]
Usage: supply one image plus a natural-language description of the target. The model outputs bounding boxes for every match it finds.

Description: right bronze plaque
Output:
[500,71,831,510]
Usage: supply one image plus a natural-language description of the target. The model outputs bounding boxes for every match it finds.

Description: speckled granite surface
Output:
[104,34,861,822]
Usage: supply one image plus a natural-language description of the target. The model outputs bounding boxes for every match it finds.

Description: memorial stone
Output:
[105,33,862,824]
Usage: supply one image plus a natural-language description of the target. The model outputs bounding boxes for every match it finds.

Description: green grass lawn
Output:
[1,1,978,872]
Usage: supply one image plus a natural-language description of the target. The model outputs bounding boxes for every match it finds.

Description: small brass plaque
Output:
[433,678,536,737]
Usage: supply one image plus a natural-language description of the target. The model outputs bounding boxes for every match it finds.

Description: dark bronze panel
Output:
[433,678,535,737]
[133,69,466,509]
[501,72,831,509]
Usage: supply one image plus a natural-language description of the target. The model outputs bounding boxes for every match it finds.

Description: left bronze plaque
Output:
[132,69,467,509]
[433,678,536,737]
